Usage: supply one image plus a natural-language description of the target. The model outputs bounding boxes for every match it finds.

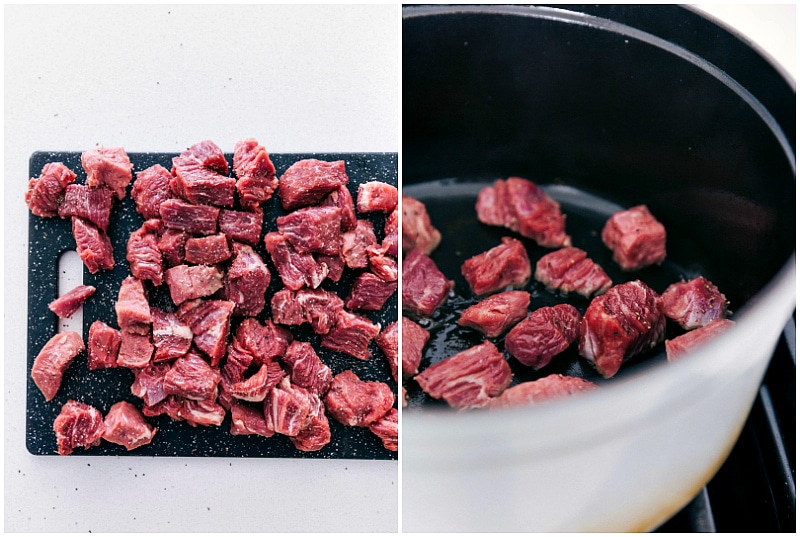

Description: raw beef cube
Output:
[317,253,346,282]
[263,232,328,290]
[341,220,378,269]
[505,304,582,369]
[357,181,398,213]
[368,407,398,452]
[602,204,667,271]
[159,198,219,236]
[291,394,331,452]
[535,247,613,298]
[415,340,512,409]
[458,290,531,338]
[271,288,344,335]
[115,276,151,335]
[374,321,399,381]
[72,217,115,274]
[158,228,188,267]
[141,395,183,421]
[163,351,221,401]
[320,310,381,361]
[230,362,285,402]
[49,285,96,318]
[278,158,349,211]
[462,237,531,296]
[264,377,314,437]
[401,248,453,318]
[127,219,164,286]
[401,317,429,379]
[219,208,263,246]
[184,233,231,265]
[131,164,175,220]
[58,184,114,231]
[150,307,193,362]
[579,280,666,378]
[231,318,292,366]
[486,374,598,408]
[178,139,229,174]
[102,401,157,451]
[25,162,76,217]
[281,341,333,396]
[383,207,399,257]
[402,195,441,255]
[165,264,224,306]
[665,318,736,361]
[87,321,121,370]
[171,140,236,207]
[224,242,271,316]
[276,206,342,255]
[368,245,398,282]
[117,331,154,369]
[81,146,133,200]
[321,185,357,231]
[233,138,279,210]
[660,276,729,330]
[178,398,226,427]
[345,272,397,311]
[323,370,395,427]
[53,400,104,456]
[130,363,170,406]
[230,400,274,437]
[31,331,85,401]
[176,299,234,365]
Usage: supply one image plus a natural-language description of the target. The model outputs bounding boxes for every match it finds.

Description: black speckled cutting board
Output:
[27,150,398,459]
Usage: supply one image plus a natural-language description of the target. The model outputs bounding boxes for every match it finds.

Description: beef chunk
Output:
[505,304,581,369]
[165,264,224,305]
[31,331,85,401]
[117,331,154,369]
[229,401,274,437]
[219,208,263,246]
[281,341,333,396]
[320,310,381,360]
[224,243,271,316]
[158,228,188,267]
[374,321,399,381]
[535,247,613,298]
[368,245,398,282]
[102,401,157,451]
[458,290,530,338]
[383,207,399,257]
[265,377,314,437]
[150,307,193,362]
[291,394,331,452]
[486,374,598,408]
[602,204,667,271]
[357,181,398,213]
[321,185,357,231]
[171,140,235,207]
[368,407,398,452]
[345,272,398,311]
[263,232,328,290]
[81,147,133,200]
[324,370,395,427]
[233,138,278,210]
[402,248,453,318]
[184,233,231,265]
[579,280,666,378]
[127,219,164,286]
[163,351,221,401]
[49,285,96,318]
[72,217,115,274]
[131,164,175,220]
[115,276,151,335]
[25,162,77,217]
[166,397,226,427]
[278,158,349,211]
[660,276,729,330]
[665,319,736,361]
[87,321,121,370]
[53,400,104,455]
[341,219,378,269]
[130,363,170,406]
[415,340,512,409]
[58,184,114,232]
[402,195,441,255]
[461,237,531,297]
[159,198,219,236]
[316,253,346,282]
[276,206,342,255]
[231,318,292,366]
[271,288,344,335]
[176,299,234,365]
[401,317,429,380]
[230,362,285,402]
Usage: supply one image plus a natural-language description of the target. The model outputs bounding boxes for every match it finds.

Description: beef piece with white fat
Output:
[145,396,226,427]
[276,205,342,256]
[184,233,231,265]
[367,244,398,282]
[316,253,346,283]
[49,285,96,318]
[231,318,292,366]
[602,205,667,271]
[374,321,399,381]
[87,321,121,370]
[665,318,736,362]
[281,341,333,397]
[58,184,114,232]
[345,272,398,311]
[81,147,133,200]
[224,242,271,317]
[535,247,612,298]
[159,198,219,236]
[165,264,224,306]
[458,290,530,338]
[234,138,278,210]
[72,217,115,274]
[127,219,165,286]
[505,304,582,369]
[115,276,151,335]
[171,140,235,207]
[320,184,358,232]
[150,307,193,362]
[230,362,285,402]
[320,309,381,361]
[131,164,175,220]
[102,401,157,451]
[163,351,221,401]
[218,208,263,246]
[486,374,598,408]
[264,232,328,291]
[341,219,378,269]
[357,181,398,213]
[660,276,729,330]
[402,195,441,255]
[176,299,234,366]
[461,237,531,297]
[117,331,154,369]
[324,370,395,427]
[130,363,170,407]
[402,248,453,318]
[382,207,399,257]
[368,407,398,452]
[31,331,85,402]
[229,400,274,437]
[264,377,314,437]
[278,158,349,211]
[25,162,76,217]
[271,287,344,335]
[291,393,331,452]
[53,400,105,456]
[401,317,429,380]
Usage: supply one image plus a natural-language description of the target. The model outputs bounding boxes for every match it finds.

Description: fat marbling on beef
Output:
[264,377,314,437]
[102,400,157,451]
[171,140,236,207]
[81,147,133,200]
[660,276,729,330]
[270,287,344,335]
[401,248,453,318]
[534,247,612,298]
[87,321,121,370]
[321,184,358,232]
[505,304,582,369]
[461,237,531,297]
[224,242,271,317]
[126,219,164,286]
[48,285,96,318]
[53,400,105,456]
[401,317,429,380]
[233,138,278,210]
[58,184,114,232]
[368,407,398,452]
[357,181,398,213]
[25,162,76,217]
[131,164,175,220]
[72,217,115,274]
[263,231,328,291]
[457,290,530,338]
[278,158,349,211]
[345,272,398,311]
[402,195,441,255]
[291,393,331,452]
[230,362,285,402]
[150,307,193,362]
[323,370,395,427]
[602,204,667,271]
[31,331,85,402]
[230,318,292,366]
[486,374,597,408]
[341,219,378,269]
[281,341,333,397]
[665,318,736,362]
[367,244,398,282]
[163,351,221,401]
[176,299,234,366]
[165,264,224,306]
[229,400,274,437]
[130,363,170,407]
[382,207,399,257]
[320,310,381,361]
[276,205,342,256]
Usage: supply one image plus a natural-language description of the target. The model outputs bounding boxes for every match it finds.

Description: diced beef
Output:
[462,237,531,297]
[31,331,85,402]
[233,138,278,210]
[184,233,231,265]
[127,219,165,286]
[402,195,441,255]
[58,184,114,231]
[505,304,582,369]
[141,395,183,421]
[486,374,598,408]
[164,264,224,305]
[177,398,226,427]
[665,318,736,361]
[341,220,378,269]
[231,318,292,366]
[357,181,398,213]
[224,242,271,316]
[117,331,154,369]
[176,139,229,174]
[271,288,344,335]
[171,140,236,207]
[131,164,175,220]
[263,232,328,290]
[276,206,342,255]
[158,228,188,267]
[278,158,349,211]
[367,245,398,282]
[321,185,357,231]
[324,370,395,427]
[291,394,331,452]
[25,162,77,217]
[414,340,512,409]
[601,204,667,271]
[264,377,314,437]
[102,400,157,451]
[660,276,729,330]
[230,362,285,402]
[130,363,170,406]
[374,321,399,381]
[150,307,193,362]
[368,407,398,452]
[229,400,274,437]
[458,290,530,338]
[579,280,666,378]
[222,344,253,388]
[72,217,115,274]
[53,400,104,455]
[87,321,121,370]
[281,341,333,396]
[163,351,221,401]
[159,198,219,236]
[535,247,613,298]
[48,285,96,318]
[115,276,151,335]
[81,147,133,200]
[320,309,381,361]
[219,208,263,246]
[401,248,453,318]
[401,317,429,380]
[382,207,399,257]
[345,272,397,311]
[176,299,234,365]
[316,253,346,282]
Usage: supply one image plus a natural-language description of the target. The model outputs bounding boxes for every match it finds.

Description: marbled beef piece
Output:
[176,299,234,365]
[171,140,235,207]
[415,340,512,409]
[665,319,736,362]
[660,276,729,330]
[219,208,263,246]
[357,181,398,213]
[159,198,219,236]
[368,407,398,452]
[150,307,192,362]
[281,341,333,396]
[163,351,221,401]
[276,206,342,255]
[49,285,96,318]
[230,362,285,402]
[278,158,349,211]
[367,244,398,282]
[345,272,397,311]
[177,398,226,427]
[72,217,115,274]
[320,309,382,361]
[462,237,531,297]
[264,377,314,437]
[263,232,328,291]
[230,400,274,437]
[382,207,399,257]
[602,205,667,271]
[402,248,453,318]
[25,162,76,217]
[158,228,188,267]
[115,276,151,335]
[401,317,429,380]
[31,331,85,402]
[165,264,224,306]
[271,288,344,335]
[117,331,154,369]
[127,219,164,286]
[130,363,170,406]
[321,185,357,231]
[53,400,104,456]
[535,247,613,298]
[316,253,346,283]
[102,401,157,451]
[374,321,399,381]
[402,195,441,255]
[579,280,666,378]
[58,184,114,231]
[131,164,175,220]
[233,138,278,210]
[81,147,133,200]
[458,290,531,338]
[341,219,378,269]
[141,394,183,421]
[224,243,271,317]
[87,320,121,370]
[505,304,581,369]
[291,393,331,452]
[486,374,598,408]
[184,233,231,265]
[231,318,292,366]
[324,370,395,427]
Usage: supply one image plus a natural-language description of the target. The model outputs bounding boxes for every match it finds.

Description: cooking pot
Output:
[401,5,795,532]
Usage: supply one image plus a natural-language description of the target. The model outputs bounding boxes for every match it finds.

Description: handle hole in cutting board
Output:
[57,250,83,336]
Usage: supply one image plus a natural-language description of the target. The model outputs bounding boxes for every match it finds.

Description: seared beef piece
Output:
[602,204,667,271]
[276,206,342,255]
[665,319,736,362]
[130,363,170,406]
[224,243,271,316]
[81,147,133,200]
[382,207,399,257]
[271,288,344,335]
[158,228,188,267]
[58,184,114,231]
[316,253,346,282]
[159,199,219,236]
[183,233,231,265]
[345,272,398,311]
[263,232,328,290]
[150,307,192,362]
[401,317,429,380]
[233,138,278,210]
[72,217,115,274]
[505,304,582,369]
[462,236,531,296]
[341,219,378,269]
[115,276,151,335]
[25,162,77,217]
[324,370,395,427]
[49,285,96,318]
[579,280,666,378]
[127,219,164,286]
[321,185,357,231]
[218,208,263,246]
[171,140,235,207]
[402,248,453,318]
[117,331,154,369]
[660,276,729,330]
[458,290,530,338]
[535,247,612,298]
[320,309,381,360]
[164,264,224,306]
[163,351,221,401]
[230,362,285,402]
[368,407,398,452]
[402,195,441,255]
[374,321,399,381]
[367,245,398,282]
[281,341,333,396]
[31,331,85,402]
[264,377,314,437]
[102,401,157,451]
[53,400,104,456]
[176,299,234,366]
[87,321,121,370]
[131,164,174,220]
[357,181,398,213]
[278,158,349,211]
[231,318,292,366]
[486,374,598,408]
[229,400,274,437]
[415,340,512,409]
[291,394,331,452]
